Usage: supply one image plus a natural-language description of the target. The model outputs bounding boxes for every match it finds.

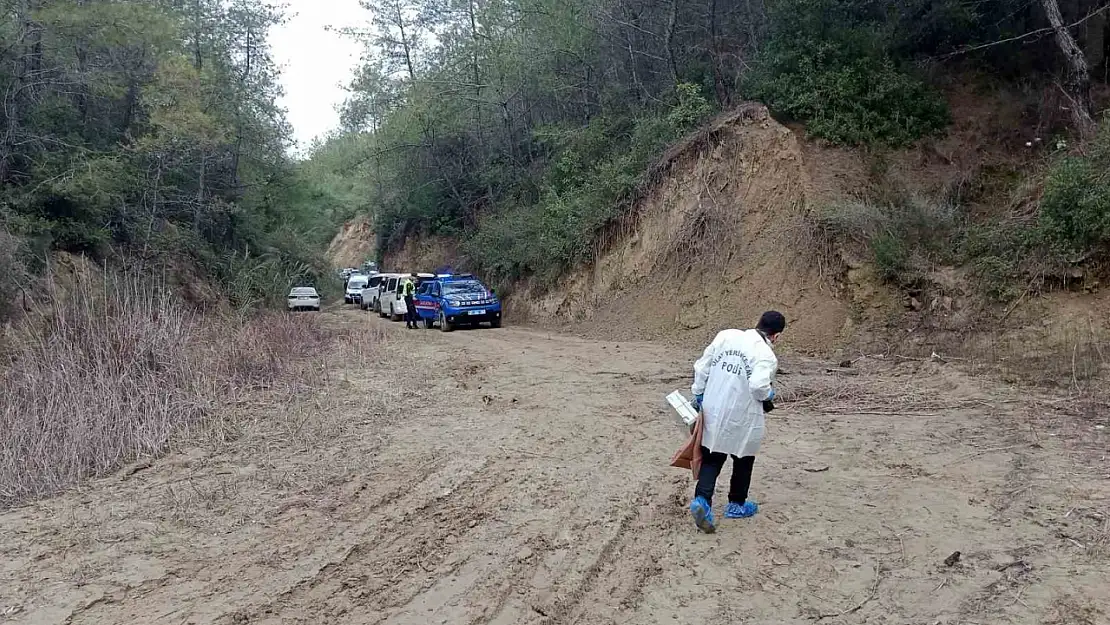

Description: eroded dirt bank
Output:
[1,309,1107,624]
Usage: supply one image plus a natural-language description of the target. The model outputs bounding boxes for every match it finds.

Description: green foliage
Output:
[871,233,909,281]
[0,0,341,309]
[748,0,949,146]
[817,196,959,285]
[459,85,714,284]
[325,0,1106,295]
[1039,125,1110,255]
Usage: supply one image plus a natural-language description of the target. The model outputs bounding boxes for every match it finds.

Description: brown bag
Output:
[670,413,703,477]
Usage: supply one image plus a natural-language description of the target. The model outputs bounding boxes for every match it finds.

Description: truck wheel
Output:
[439,311,454,332]
[490,318,502,328]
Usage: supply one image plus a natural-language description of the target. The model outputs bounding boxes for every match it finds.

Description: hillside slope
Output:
[506,105,850,351]
[326,216,376,269]
[332,98,1109,376]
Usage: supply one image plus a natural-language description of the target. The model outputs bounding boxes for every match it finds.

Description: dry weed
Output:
[0,271,374,509]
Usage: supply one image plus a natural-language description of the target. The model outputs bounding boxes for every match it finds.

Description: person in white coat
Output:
[688,311,785,533]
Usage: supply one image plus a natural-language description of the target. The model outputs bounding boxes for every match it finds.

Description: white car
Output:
[345,274,369,305]
[287,287,321,312]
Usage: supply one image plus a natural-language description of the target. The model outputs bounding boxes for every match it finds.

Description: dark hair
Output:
[756,310,786,335]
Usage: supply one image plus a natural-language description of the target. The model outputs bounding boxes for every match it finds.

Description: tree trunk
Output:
[707,0,728,106]
[397,4,416,81]
[1041,0,1096,137]
[467,0,483,146]
[666,0,679,85]
[193,0,204,71]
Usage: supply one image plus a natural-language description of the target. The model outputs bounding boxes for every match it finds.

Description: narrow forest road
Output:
[2,309,1108,625]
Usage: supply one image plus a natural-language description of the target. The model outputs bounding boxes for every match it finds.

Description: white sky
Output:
[270,0,367,153]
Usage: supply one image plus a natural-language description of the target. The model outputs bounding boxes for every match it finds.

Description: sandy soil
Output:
[1,309,1108,625]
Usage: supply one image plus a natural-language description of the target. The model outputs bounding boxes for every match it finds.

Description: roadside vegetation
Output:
[813,119,1110,306]
[0,0,360,312]
[0,271,369,508]
[0,1,363,507]
[311,0,1110,292]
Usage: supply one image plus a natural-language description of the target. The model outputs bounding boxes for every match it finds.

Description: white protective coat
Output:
[691,329,778,458]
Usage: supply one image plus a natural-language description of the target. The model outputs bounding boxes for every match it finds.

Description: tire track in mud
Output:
[473,478,687,625]
[62,453,446,625]
[237,459,509,624]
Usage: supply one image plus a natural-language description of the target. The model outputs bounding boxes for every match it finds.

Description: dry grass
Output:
[0,271,369,509]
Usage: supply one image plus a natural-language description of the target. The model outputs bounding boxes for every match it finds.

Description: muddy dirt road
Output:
[2,309,1108,624]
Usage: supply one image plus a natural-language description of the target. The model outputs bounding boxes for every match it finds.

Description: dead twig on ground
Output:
[952,444,1027,463]
[821,411,942,417]
[497,445,571,461]
[813,563,882,621]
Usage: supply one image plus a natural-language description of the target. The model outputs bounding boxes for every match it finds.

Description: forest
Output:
[0,0,368,313]
[3,0,1110,304]
[322,0,1110,288]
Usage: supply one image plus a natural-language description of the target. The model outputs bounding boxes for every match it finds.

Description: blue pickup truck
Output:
[414,274,502,332]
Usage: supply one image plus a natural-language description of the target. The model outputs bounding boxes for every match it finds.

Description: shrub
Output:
[816,196,959,284]
[0,229,31,322]
[1039,140,1110,256]
[871,232,910,281]
[749,0,949,146]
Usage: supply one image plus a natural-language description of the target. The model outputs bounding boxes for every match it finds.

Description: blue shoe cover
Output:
[689,496,716,533]
[725,501,758,518]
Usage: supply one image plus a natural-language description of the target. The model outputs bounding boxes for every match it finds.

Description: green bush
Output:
[817,196,959,285]
[1039,139,1110,256]
[749,0,949,146]
[871,232,910,281]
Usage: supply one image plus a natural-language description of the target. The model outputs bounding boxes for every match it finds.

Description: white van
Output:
[344,274,370,305]
[383,273,434,321]
[358,273,384,310]
[372,273,403,316]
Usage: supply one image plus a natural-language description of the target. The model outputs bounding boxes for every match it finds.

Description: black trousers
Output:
[404,296,417,326]
[695,447,755,506]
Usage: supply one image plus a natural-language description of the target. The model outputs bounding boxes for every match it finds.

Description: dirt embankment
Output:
[327,216,376,268]
[381,235,460,274]
[508,105,850,353]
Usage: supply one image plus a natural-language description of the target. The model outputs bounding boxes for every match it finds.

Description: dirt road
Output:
[2,309,1108,624]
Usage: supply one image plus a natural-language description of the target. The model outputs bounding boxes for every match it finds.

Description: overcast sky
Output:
[270,0,367,153]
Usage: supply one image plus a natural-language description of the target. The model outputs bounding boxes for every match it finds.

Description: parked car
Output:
[345,273,370,304]
[287,286,321,312]
[358,273,385,310]
[414,274,502,331]
[382,273,435,321]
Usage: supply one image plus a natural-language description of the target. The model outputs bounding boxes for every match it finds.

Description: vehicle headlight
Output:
[447,299,460,307]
